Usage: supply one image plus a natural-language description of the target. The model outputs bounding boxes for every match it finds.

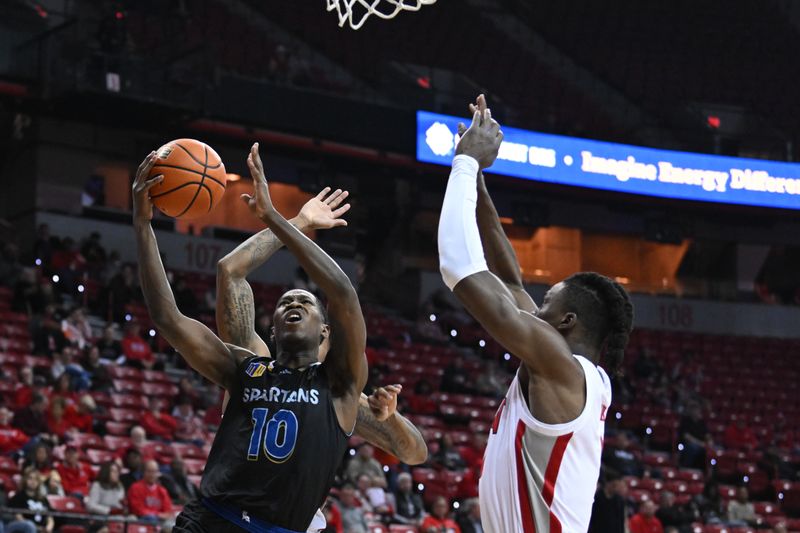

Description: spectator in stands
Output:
[772,523,788,533]
[81,347,112,392]
[14,392,50,437]
[0,242,22,288]
[8,467,54,532]
[354,474,376,513]
[24,443,53,478]
[421,496,461,533]
[727,486,757,527]
[106,264,138,322]
[456,498,482,533]
[321,496,343,533]
[171,399,204,443]
[31,305,67,356]
[141,398,177,441]
[86,461,126,515]
[120,427,155,462]
[724,418,758,451]
[408,379,437,415]
[12,269,41,314]
[51,237,86,289]
[0,407,29,453]
[46,397,73,439]
[96,324,122,362]
[61,307,92,350]
[120,448,144,489]
[603,432,643,477]
[474,361,506,397]
[120,320,154,369]
[80,232,107,275]
[345,444,384,483]
[127,459,173,523]
[694,481,725,524]
[12,367,34,408]
[589,473,626,533]
[433,434,466,470]
[41,469,64,497]
[56,445,92,498]
[629,500,663,533]
[678,403,711,469]
[174,377,203,410]
[159,457,198,505]
[339,483,368,533]
[655,491,694,532]
[361,475,392,520]
[393,472,424,525]
[0,490,37,533]
[441,358,472,394]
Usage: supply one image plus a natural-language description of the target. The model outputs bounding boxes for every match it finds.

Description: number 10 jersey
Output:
[200,355,348,532]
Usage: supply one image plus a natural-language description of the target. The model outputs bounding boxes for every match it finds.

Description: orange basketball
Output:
[147,139,227,219]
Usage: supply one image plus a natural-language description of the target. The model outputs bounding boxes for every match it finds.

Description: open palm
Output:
[299,187,351,230]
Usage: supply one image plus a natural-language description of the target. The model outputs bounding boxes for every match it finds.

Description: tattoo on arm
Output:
[354,403,427,464]
[220,279,256,347]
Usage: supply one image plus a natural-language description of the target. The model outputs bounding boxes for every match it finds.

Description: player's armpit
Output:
[353,394,428,465]
[453,271,580,382]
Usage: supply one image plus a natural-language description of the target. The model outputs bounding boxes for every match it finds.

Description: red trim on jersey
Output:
[514,421,536,533]
[542,432,573,533]
[491,398,507,434]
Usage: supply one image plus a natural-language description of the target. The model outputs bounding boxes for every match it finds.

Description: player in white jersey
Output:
[437,96,634,533]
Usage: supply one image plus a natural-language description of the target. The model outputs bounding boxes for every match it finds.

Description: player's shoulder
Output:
[225,343,270,367]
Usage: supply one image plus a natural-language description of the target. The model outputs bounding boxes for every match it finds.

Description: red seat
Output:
[0,456,19,474]
[104,435,132,451]
[58,527,87,533]
[368,525,389,533]
[86,449,115,464]
[46,495,86,514]
[106,421,132,436]
[109,407,141,423]
[389,526,418,533]
[68,432,104,449]
[171,442,205,459]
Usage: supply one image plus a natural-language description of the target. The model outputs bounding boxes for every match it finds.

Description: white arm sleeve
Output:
[437,155,489,290]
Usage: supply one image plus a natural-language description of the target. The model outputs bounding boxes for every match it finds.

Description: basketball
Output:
[147,138,227,220]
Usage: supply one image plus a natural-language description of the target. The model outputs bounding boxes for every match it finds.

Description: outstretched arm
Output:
[216,188,351,354]
[133,152,241,390]
[438,105,578,382]
[462,95,536,313]
[244,143,367,408]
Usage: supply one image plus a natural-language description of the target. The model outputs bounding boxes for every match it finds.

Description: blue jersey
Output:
[200,356,348,531]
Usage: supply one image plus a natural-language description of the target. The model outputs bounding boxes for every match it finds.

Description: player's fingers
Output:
[143,175,164,191]
[485,108,492,125]
[468,103,477,115]
[332,203,351,218]
[385,385,402,394]
[136,152,157,181]
[470,109,481,128]
[333,219,348,227]
[330,190,349,207]
[477,94,487,114]
[315,187,332,200]
[325,189,343,205]
[457,122,467,137]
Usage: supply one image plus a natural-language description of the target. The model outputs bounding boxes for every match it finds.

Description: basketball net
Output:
[326,0,437,30]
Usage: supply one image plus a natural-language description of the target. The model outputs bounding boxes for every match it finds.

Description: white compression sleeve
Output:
[438,154,489,290]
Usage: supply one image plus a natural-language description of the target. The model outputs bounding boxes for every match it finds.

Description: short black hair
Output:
[562,272,634,376]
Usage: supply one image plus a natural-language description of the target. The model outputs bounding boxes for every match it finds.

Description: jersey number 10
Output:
[247,408,299,463]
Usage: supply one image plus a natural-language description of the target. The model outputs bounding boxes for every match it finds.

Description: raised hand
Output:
[456,93,503,169]
[242,142,277,222]
[298,187,351,231]
[367,384,402,422]
[132,151,164,223]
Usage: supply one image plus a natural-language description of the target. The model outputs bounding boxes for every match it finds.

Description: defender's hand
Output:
[297,187,351,230]
[243,143,277,222]
[132,151,164,223]
[456,93,503,169]
[368,384,402,421]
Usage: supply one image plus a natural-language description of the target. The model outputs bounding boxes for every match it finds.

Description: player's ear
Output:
[319,324,330,345]
[270,326,275,344]
[557,312,577,331]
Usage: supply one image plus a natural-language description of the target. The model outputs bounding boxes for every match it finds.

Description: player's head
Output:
[272,289,330,360]
[535,272,634,376]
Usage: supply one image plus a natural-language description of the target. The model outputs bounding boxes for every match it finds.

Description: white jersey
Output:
[479,355,611,533]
